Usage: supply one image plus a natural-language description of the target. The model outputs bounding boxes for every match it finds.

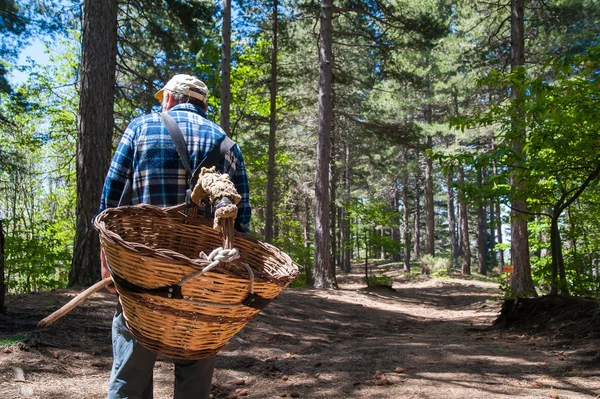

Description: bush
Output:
[419,254,452,274]
[364,271,392,288]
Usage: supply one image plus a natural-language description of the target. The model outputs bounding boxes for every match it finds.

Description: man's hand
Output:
[100,248,117,294]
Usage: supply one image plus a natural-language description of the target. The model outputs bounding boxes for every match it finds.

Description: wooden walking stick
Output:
[37,278,113,329]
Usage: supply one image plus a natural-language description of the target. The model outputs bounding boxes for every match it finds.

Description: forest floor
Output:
[1,262,599,399]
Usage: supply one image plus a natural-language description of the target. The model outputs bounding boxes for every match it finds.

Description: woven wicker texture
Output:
[94,204,298,359]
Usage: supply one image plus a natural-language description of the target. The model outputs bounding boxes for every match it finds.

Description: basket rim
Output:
[94,203,298,280]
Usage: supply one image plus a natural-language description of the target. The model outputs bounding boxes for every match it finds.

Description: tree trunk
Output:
[537,213,549,261]
[456,194,463,258]
[492,139,505,273]
[330,128,337,272]
[413,156,421,261]
[457,166,471,275]
[341,140,351,272]
[264,0,278,243]
[496,200,505,270]
[0,219,5,314]
[424,136,435,256]
[509,0,536,296]
[313,0,336,289]
[69,0,118,287]
[392,186,401,262]
[565,209,581,277]
[220,0,231,136]
[402,170,411,272]
[355,217,360,259]
[304,196,313,286]
[488,187,497,268]
[477,166,487,275]
[364,230,369,283]
[550,214,569,296]
[447,168,458,268]
[379,227,384,259]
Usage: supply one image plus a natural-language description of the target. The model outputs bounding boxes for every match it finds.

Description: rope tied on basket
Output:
[190,166,240,232]
[185,166,260,299]
[179,247,255,296]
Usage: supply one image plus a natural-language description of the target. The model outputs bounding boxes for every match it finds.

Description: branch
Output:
[557,163,600,214]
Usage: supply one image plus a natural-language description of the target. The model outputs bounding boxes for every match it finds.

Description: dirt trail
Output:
[1,266,599,398]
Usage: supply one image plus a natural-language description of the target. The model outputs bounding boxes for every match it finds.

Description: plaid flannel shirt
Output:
[99,103,251,233]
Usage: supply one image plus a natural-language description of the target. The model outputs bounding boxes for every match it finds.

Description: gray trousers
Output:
[108,304,216,399]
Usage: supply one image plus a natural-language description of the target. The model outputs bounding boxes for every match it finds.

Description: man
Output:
[98,74,251,399]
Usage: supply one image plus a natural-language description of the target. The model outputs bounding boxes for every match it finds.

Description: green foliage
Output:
[0,335,26,347]
[364,271,393,288]
[448,43,600,295]
[419,254,452,273]
[5,221,72,293]
[431,268,450,278]
[1,30,77,294]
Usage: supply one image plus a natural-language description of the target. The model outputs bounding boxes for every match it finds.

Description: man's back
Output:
[99,102,251,233]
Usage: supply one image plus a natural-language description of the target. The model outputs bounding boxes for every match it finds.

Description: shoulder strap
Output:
[161,112,193,176]
[161,111,237,206]
[189,135,236,188]
[118,178,132,206]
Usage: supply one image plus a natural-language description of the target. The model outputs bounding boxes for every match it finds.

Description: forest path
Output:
[1,266,599,398]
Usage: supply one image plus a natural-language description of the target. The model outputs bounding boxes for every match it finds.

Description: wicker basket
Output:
[93,204,298,360]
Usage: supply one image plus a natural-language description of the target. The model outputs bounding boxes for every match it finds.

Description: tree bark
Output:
[492,138,505,273]
[457,165,471,274]
[220,0,231,136]
[477,166,487,275]
[447,168,458,269]
[330,127,337,272]
[392,186,401,262]
[413,152,421,261]
[0,219,5,314]
[69,0,118,287]
[264,0,278,243]
[424,135,435,256]
[355,217,360,259]
[496,200,505,270]
[549,215,564,295]
[402,170,411,272]
[509,0,537,296]
[313,0,336,289]
[489,186,497,267]
[304,196,313,286]
[341,140,351,272]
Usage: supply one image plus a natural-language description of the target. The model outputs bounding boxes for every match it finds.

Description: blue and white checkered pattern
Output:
[99,103,251,233]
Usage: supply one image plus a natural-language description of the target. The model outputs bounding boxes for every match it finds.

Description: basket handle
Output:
[38,278,113,328]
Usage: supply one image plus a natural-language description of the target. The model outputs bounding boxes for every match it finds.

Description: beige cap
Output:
[154,74,209,102]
